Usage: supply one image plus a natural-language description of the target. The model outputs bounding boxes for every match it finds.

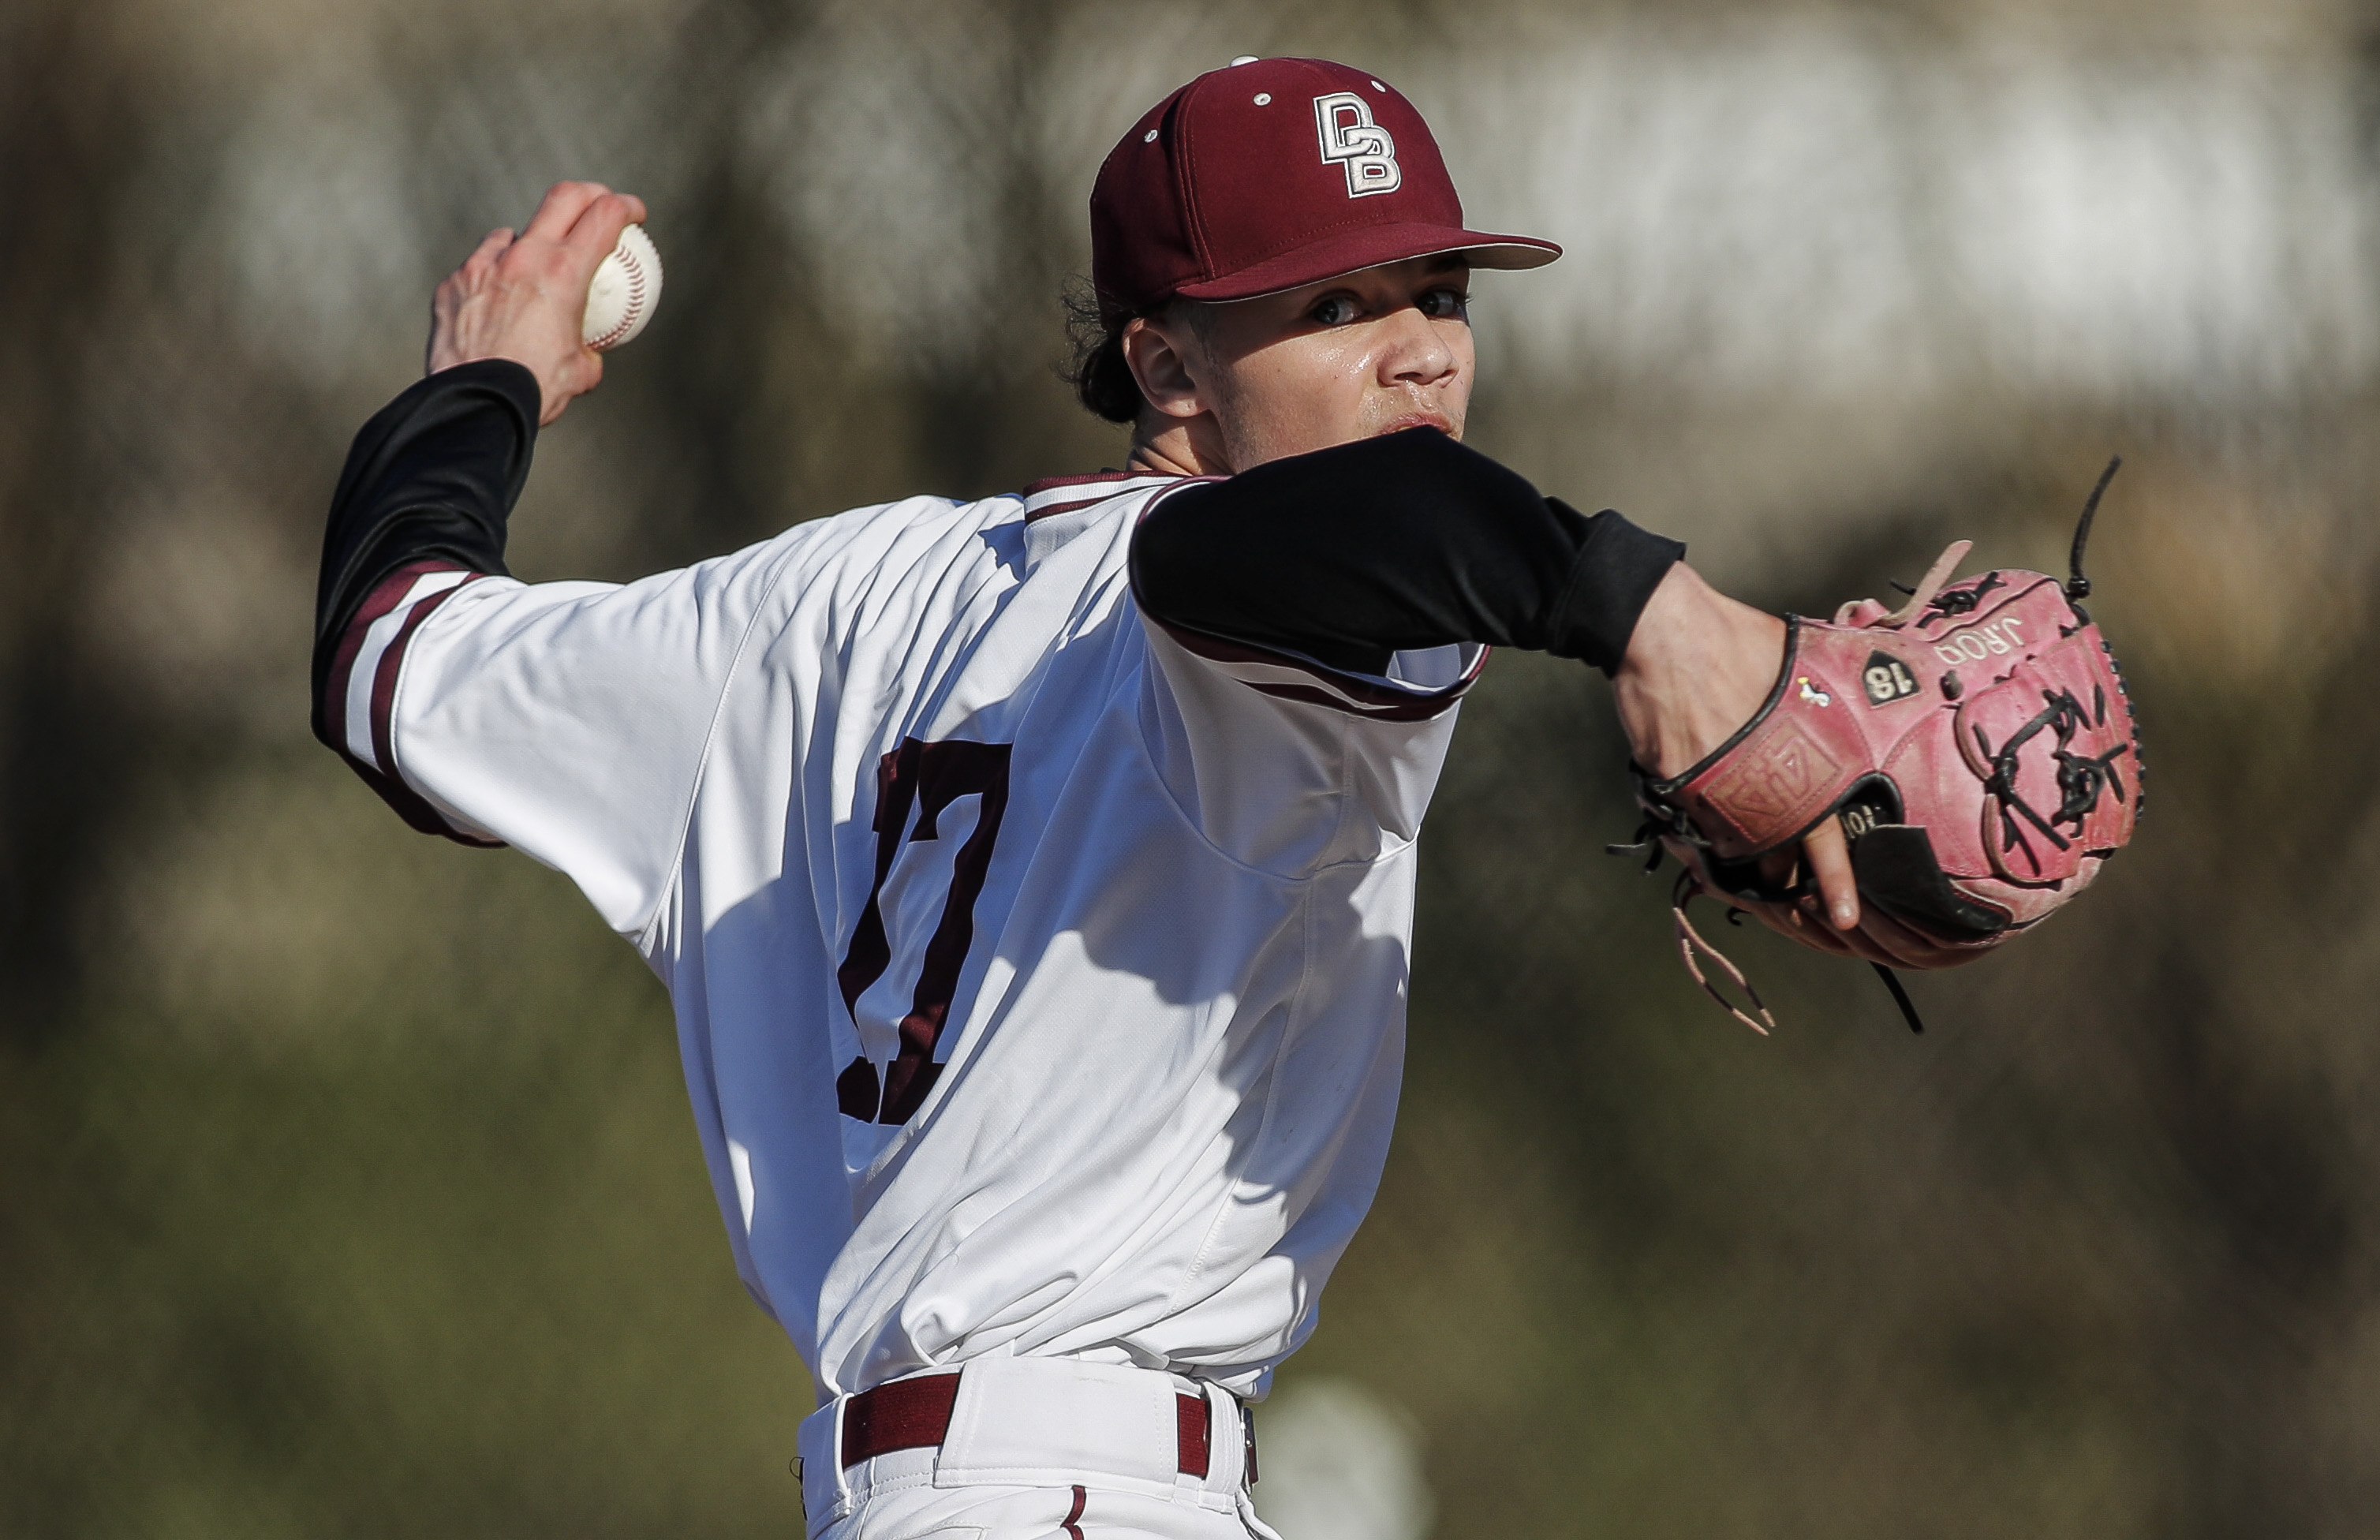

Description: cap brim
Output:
[1173,222,1560,304]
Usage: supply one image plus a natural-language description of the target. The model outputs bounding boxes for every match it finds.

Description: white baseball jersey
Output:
[323,472,1485,1401]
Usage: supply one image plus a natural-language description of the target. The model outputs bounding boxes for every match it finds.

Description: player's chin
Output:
[1373,409,1457,439]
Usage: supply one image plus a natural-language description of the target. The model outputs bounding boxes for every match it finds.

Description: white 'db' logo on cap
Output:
[1313,92,1401,197]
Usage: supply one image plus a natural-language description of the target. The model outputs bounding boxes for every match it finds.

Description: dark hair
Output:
[1059,277,1149,424]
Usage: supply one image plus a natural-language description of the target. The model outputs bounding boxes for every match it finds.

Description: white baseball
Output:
[581,223,663,350]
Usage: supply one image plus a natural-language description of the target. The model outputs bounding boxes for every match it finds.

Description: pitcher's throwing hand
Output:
[426,180,645,424]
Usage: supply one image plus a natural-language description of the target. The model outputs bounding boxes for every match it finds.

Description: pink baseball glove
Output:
[1621,462,2143,1033]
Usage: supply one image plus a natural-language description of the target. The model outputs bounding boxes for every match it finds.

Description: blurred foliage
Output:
[6,0,2380,1536]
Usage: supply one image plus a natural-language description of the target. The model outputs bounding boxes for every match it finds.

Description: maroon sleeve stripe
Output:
[1150,615,1487,720]
[319,559,445,734]
[1239,678,1472,723]
[319,559,502,847]
[334,753,504,847]
[364,580,462,785]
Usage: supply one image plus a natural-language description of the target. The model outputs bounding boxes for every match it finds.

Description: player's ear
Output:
[1121,314,1205,421]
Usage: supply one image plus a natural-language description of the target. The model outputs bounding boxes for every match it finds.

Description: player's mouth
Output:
[1377,409,1455,438]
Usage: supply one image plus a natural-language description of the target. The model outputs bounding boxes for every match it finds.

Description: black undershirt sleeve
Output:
[1128,426,1684,678]
[315,386,1670,753]
[311,359,540,745]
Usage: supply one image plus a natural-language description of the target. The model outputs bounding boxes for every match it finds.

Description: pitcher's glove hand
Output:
[1623,464,2143,1031]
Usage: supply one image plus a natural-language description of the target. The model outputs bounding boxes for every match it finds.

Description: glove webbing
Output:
[1974,684,2134,877]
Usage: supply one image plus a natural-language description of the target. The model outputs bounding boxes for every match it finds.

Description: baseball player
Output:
[314,56,1919,1540]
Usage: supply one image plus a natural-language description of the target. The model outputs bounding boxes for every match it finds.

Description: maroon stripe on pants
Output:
[1062,1484,1086,1540]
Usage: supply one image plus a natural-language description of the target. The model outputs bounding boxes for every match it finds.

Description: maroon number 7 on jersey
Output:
[835,738,1013,1124]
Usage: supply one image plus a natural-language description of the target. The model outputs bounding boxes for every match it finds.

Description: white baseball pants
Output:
[798,1359,1280,1540]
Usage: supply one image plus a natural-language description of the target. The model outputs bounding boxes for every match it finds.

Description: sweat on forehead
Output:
[1088,56,1558,321]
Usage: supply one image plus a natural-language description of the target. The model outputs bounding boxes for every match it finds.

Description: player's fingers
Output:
[1803,817,1860,931]
[459,227,514,280]
[1746,899,1855,957]
[1855,906,1989,971]
[1821,916,1904,967]
[561,190,646,266]
[520,181,613,245]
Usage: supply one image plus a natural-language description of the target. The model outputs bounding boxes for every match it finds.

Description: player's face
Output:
[1148,256,1476,471]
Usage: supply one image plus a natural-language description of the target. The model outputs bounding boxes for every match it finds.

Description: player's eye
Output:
[1417,287,1470,321]
[1308,294,1361,327]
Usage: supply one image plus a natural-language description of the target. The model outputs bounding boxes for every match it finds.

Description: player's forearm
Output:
[1128,427,1683,675]
[311,360,537,744]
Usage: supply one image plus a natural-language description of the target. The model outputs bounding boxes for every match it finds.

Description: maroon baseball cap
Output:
[1090,57,1559,319]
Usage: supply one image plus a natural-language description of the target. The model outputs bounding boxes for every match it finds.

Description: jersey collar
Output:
[1020,470,1181,523]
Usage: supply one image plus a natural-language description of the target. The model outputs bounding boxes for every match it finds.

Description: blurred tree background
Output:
[4,0,2378,1534]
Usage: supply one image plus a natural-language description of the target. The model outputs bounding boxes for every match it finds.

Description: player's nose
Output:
[1377,305,1458,388]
